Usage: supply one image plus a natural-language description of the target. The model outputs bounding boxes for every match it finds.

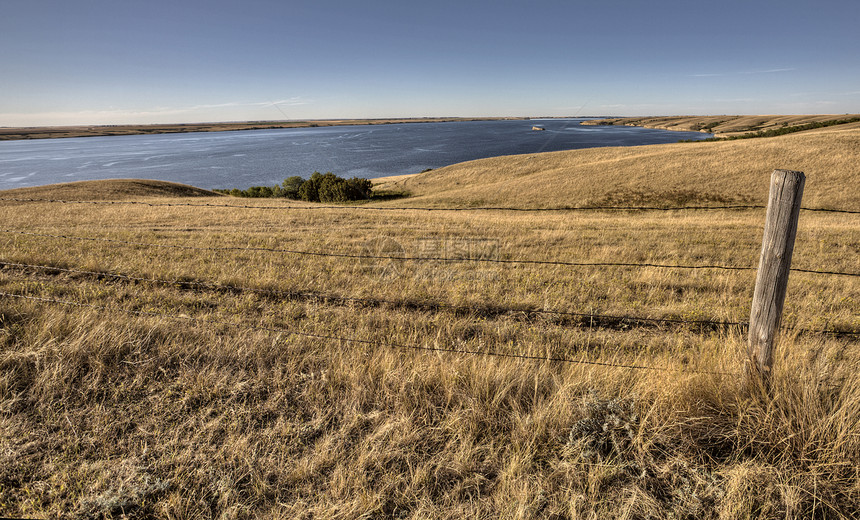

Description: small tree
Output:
[225,172,372,202]
[299,172,323,202]
[318,174,350,202]
[282,176,305,199]
[346,177,373,200]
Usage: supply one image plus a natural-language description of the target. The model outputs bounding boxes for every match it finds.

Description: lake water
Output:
[0,119,711,191]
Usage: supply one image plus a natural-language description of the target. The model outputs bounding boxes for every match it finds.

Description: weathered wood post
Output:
[747,169,805,386]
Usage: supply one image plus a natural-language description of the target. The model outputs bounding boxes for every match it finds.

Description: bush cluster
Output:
[215,172,373,203]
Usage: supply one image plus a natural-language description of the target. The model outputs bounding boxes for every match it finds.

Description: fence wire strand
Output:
[3,260,857,337]
[0,290,736,375]
[1,194,854,379]
[1,196,858,214]
[3,228,859,278]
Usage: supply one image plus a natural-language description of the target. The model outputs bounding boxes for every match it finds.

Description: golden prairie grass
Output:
[1,129,859,518]
[580,114,860,136]
[375,126,860,209]
[0,179,220,200]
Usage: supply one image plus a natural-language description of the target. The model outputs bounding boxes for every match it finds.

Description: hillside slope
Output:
[376,126,860,209]
[0,179,220,200]
[581,114,860,136]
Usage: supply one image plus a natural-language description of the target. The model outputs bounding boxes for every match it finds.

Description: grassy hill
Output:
[1,127,859,518]
[580,114,860,136]
[375,125,860,210]
[1,179,220,200]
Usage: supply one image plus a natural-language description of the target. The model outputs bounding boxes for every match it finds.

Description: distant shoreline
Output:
[0,117,533,141]
[581,114,860,136]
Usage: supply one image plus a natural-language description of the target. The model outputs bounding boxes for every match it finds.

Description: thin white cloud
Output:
[270,98,310,106]
[740,68,796,75]
[187,97,310,111]
[690,68,796,78]
[1,107,194,122]
[0,97,313,126]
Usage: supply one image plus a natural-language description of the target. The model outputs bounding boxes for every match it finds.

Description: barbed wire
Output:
[3,228,859,278]
[0,290,734,374]
[0,259,746,329]
[3,259,857,337]
[1,196,857,214]
[800,207,860,214]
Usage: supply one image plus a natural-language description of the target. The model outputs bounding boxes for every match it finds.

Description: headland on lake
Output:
[581,114,860,137]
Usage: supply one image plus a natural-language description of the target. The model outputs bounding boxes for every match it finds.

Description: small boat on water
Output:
[531,126,546,131]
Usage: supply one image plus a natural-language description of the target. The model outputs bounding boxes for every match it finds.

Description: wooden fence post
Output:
[747,169,805,386]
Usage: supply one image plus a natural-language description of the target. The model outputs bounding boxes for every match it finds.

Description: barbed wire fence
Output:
[1,290,731,374]
[2,229,858,278]
[1,260,857,338]
[1,193,858,375]
[1,195,859,214]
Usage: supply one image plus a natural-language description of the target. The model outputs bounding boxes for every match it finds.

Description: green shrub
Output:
[318,173,349,202]
[245,186,274,198]
[221,172,374,203]
[346,177,373,200]
[298,172,322,201]
[282,176,304,199]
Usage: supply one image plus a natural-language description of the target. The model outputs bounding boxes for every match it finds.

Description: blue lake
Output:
[0,119,711,191]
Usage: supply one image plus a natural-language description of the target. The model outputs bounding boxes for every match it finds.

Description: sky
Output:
[1,0,859,126]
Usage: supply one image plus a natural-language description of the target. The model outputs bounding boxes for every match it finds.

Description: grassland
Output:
[0,117,525,141]
[376,123,860,210]
[580,114,860,137]
[1,126,859,518]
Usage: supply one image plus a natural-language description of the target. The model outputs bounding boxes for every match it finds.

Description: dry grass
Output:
[581,115,860,136]
[1,179,220,200]
[1,129,859,518]
[377,126,860,210]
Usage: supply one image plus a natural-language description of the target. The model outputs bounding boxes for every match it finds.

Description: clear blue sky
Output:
[2,0,858,126]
